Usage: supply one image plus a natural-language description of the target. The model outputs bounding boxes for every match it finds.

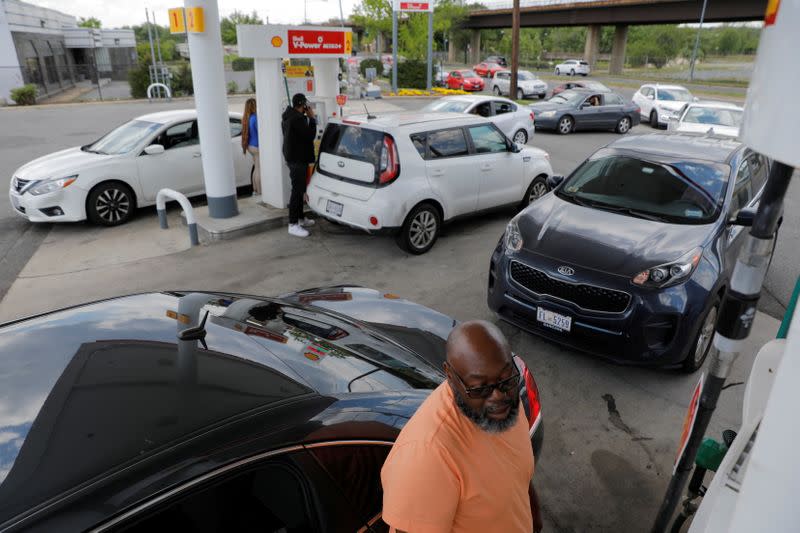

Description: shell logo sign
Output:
[271,36,283,48]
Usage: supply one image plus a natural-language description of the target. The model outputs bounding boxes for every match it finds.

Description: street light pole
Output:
[688,0,708,82]
[510,0,520,101]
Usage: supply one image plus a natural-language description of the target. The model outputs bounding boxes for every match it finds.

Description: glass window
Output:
[427,128,469,159]
[558,154,730,224]
[549,91,585,105]
[682,107,743,127]
[493,101,515,115]
[470,102,492,117]
[657,88,693,102]
[421,99,471,113]
[469,125,508,154]
[309,445,391,528]
[460,70,478,78]
[747,153,768,193]
[87,120,161,155]
[604,94,624,106]
[518,71,535,80]
[320,124,384,168]
[159,121,198,150]
[731,160,753,215]
[410,134,426,158]
[642,87,653,98]
[229,118,242,137]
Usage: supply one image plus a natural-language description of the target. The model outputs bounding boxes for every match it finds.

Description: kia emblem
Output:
[557,266,575,276]
[337,161,345,168]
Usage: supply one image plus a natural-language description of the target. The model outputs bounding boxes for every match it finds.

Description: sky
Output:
[22,0,360,28]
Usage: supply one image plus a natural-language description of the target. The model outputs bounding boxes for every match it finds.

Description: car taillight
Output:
[519,358,541,430]
[379,134,399,185]
[530,111,535,122]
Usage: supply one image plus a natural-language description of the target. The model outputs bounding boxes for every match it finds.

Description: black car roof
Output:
[606,132,742,164]
[0,290,445,528]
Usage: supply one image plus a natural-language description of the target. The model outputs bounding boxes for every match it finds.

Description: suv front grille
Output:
[13,178,29,193]
[510,261,631,314]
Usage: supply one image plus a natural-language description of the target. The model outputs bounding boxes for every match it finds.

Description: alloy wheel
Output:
[529,181,548,203]
[409,210,437,250]
[96,188,131,223]
[558,117,572,134]
[618,117,631,133]
[694,307,718,366]
[513,130,528,144]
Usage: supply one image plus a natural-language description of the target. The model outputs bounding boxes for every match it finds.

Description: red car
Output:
[446,70,485,91]
[473,62,505,78]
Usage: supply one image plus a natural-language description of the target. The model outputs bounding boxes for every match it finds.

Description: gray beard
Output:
[453,386,519,434]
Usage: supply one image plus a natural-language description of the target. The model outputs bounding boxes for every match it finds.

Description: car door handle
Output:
[430,169,444,177]
[192,152,202,158]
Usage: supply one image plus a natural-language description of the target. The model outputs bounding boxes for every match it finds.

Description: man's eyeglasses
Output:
[446,362,520,399]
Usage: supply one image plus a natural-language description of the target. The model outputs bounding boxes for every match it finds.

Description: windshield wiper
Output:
[570,196,672,222]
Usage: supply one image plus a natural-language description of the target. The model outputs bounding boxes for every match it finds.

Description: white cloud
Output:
[22,0,359,29]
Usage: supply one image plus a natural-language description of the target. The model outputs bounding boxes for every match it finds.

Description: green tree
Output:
[352,0,393,53]
[220,10,263,45]
[399,12,429,60]
[78,17,102,29]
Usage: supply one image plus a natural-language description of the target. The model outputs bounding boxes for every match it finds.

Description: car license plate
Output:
[537,307,572,332]
[326,200,343,217]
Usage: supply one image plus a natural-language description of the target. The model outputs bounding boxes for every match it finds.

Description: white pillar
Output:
[311,58,339,121]
[254,58,289,208]
[185,0,238,218]
[0,8,24,105]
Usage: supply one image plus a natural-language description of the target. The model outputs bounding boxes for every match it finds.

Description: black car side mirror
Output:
[547,175,565,189]
[729,207,757,227]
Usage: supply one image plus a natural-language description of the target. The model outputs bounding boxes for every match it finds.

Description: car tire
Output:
[616,116,632,134]
[681,297,720,373]
[517,88,524,100]
[570,69,575,76]
[513,129,528,145]
[87,181,136,226]
[557,115,574,135]
[493,86,501,96]
[650,110,660,129]
[555,68,560,75]
[397,202,441,255]
[521,175,549,208]
[538,93,546,100]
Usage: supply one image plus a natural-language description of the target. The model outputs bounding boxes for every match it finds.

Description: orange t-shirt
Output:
[381,382,534,533]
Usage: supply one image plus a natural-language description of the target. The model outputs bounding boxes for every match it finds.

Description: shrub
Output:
[172,62,193,96]
[227,81,238,94]
[359,58,383,79]
[397,59,426,89]
[10,84,37,105]
[231,57,254,71]
[127,62,151,99]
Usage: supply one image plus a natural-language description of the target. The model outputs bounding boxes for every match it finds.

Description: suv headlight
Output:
[632,247,702,288]
[505,218,523,253]
[29,175,78,196]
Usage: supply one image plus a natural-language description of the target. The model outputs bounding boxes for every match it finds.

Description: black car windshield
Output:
[658,88,693,102]
[556,153,730,224]
[549,91,585,105]
[85,120,161,155]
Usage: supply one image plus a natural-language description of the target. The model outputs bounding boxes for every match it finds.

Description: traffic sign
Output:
[336,94,348,106]
[394,0,433,12]
[168,8,185,34]
[186,7,205,33]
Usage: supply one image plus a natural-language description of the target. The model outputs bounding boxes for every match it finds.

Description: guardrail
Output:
[156,189,199,246]
[147,83,172,101]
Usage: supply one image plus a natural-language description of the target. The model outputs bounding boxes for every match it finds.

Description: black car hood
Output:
[518,194,715,276]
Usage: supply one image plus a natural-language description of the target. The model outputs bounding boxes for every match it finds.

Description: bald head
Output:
[446,320,512,378]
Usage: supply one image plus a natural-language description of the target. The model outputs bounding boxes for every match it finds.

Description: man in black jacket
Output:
[282,93,317,238]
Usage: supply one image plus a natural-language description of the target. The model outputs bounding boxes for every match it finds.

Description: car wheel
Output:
[555,68,560,75]
[681,297,720,373]
[517,88,524,100]
[557,115,573,135]
[397,203,441,255]
[538,93,546,100]
[650,110,660,129]
[570,69,575,76]
[87,181,135,226]
[493,85,501,95]
[521,176,549,208]
[616,116,632,134]
[513,129,528,145]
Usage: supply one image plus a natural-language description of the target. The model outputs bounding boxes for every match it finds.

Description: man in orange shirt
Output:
[381,320,542,533]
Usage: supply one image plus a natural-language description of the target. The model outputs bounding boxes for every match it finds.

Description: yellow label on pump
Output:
[186,7,205,33]
[344,31,353,55]
[168,8,186,34]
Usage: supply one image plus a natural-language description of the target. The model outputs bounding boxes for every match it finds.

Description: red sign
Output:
[336,94,348,106]
[673,373,704,474]
[398,1,432,11]
[287,30,348,55]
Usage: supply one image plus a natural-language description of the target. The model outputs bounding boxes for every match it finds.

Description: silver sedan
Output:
[421,95,536,145]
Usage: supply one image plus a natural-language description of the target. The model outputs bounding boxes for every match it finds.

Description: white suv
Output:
[492,70,548,100]
[554,60,590,76]
[308,113,554,254]
[632,84,696,128]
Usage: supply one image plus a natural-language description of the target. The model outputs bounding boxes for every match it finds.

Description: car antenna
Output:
[364,104,376,119]
[178,310,209,350]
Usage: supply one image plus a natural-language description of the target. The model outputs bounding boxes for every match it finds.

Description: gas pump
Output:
[651,1,799,531]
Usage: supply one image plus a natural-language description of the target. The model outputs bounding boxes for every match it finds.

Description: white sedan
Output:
[421,95,536,145]
[667,101,743,138]
[9,110,252,226]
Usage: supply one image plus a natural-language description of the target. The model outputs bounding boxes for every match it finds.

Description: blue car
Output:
[488,133,772,372]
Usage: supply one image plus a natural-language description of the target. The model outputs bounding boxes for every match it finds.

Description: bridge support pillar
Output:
[583,24,601,69]
[470,30,481,65]
[609,24,628,75]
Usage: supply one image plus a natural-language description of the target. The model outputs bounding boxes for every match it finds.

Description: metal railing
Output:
[147,82,172,101]
[156,189,199,246]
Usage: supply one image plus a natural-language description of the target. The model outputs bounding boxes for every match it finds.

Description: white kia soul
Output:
[307,113,554,254]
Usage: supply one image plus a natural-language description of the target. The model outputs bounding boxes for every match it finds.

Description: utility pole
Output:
[688,0,708,82]
[509,0,520,101]
[145,8,160,97]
